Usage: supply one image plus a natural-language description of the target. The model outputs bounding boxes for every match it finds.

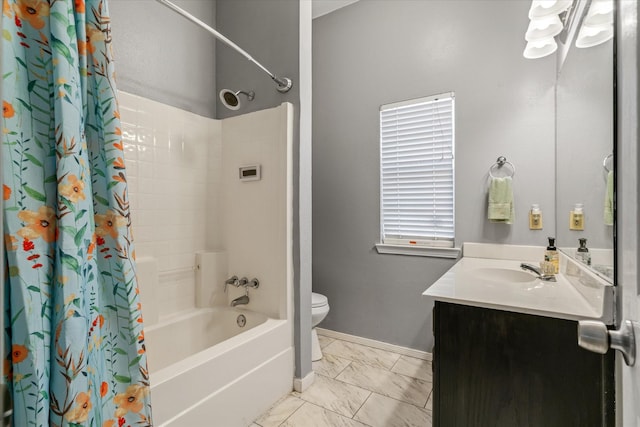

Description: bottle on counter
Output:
[545,237,559,274]
[576,238,591,266]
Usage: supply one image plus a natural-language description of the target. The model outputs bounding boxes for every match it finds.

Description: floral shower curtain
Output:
[2,0,152,426]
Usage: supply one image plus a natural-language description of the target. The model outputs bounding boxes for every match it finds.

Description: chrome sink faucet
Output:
[520,263,556,282]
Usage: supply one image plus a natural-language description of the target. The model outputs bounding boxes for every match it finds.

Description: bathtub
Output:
[146,308,293,426]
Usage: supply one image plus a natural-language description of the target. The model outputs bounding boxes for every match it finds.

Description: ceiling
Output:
[312,0,360,19]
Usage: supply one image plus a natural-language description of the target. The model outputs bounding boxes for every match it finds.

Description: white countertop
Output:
[423,244,614,323]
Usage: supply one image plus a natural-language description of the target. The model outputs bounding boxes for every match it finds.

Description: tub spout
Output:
[230,294,249,307]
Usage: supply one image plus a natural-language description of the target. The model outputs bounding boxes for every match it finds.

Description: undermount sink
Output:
[464,267,538,283]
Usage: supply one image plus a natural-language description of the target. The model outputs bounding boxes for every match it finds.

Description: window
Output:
[378,92,456,256]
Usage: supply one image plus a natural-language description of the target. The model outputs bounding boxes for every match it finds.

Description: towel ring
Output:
[489,156,515,178]
[603,153,613,173]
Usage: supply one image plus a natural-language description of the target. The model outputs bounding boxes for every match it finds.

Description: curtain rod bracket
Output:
[274,77,293,93]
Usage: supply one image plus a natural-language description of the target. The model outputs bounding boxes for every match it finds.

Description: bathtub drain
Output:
[237,314,247,328]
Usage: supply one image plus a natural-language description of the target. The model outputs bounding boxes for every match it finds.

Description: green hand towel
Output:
[488,176,514,224]
[604,170,613,226]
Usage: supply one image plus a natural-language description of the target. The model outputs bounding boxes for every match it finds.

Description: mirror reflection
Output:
[555,4,614,282]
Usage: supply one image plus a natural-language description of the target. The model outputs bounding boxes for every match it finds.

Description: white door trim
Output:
[615,1,639,425]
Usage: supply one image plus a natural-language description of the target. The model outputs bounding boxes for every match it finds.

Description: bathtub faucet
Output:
[226,276,259,306]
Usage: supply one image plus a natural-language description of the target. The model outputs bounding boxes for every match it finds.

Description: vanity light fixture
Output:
[583,0,614,26]
[525,15,564,41]
[528,0,572,19]
[575,24,613,48]
[523,0,571,59]
[523,37,558,59]
[523,0,613,58]
[576,0,613,48]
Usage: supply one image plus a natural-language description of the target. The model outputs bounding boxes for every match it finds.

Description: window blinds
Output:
[380,93,455,246]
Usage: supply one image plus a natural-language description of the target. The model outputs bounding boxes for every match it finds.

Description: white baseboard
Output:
[293,370,315,392]
[316,328,432,361]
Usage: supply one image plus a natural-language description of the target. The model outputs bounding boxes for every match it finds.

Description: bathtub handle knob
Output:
[248,278,260,289]
[237,277,249,287]
[224,275,239,292]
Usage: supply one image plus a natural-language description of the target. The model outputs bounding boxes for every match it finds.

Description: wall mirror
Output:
[555,2,614,283]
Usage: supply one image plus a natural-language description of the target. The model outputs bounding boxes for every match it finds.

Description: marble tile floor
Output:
[252,333,433,427]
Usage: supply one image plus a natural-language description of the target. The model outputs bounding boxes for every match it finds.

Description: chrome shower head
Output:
[219,89,255,110]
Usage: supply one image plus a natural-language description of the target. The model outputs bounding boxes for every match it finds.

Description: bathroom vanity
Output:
[424,244,615,427]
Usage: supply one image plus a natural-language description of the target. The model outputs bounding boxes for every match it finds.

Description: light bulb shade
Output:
[525,15,563,41]
[523,37,558,59]
[575,23,613,48]
[528,0,573,19]
[584,0,614,26]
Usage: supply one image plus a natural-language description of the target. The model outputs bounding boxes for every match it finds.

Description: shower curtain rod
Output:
[154,0,293,93]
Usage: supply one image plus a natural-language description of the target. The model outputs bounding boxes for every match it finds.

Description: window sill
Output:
[375,244,461,259]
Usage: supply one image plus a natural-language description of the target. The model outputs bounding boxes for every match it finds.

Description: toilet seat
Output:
[312,292,328,308]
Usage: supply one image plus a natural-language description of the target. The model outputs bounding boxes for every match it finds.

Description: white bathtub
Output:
[146,308,293,426]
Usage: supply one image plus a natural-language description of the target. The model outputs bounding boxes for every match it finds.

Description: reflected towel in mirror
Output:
[604,170,613,226]
[488,176,514,224]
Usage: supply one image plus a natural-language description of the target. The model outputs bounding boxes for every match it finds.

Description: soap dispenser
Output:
[545,237,559,274]
[570,203,585,231]
[529,204,543,230]
[576,238,591,266]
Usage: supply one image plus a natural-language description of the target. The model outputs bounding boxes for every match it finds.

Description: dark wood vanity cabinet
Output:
[432,302,615,427]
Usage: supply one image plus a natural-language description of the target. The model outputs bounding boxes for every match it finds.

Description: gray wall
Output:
[216,0,300,119]
[556,40,614,250]
[110,0,217,118]
[313,0,556,351]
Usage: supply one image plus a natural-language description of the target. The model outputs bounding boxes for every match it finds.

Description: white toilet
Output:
[311,292,330,361]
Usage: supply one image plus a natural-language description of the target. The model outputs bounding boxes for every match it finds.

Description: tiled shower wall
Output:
[118,92,222,316]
